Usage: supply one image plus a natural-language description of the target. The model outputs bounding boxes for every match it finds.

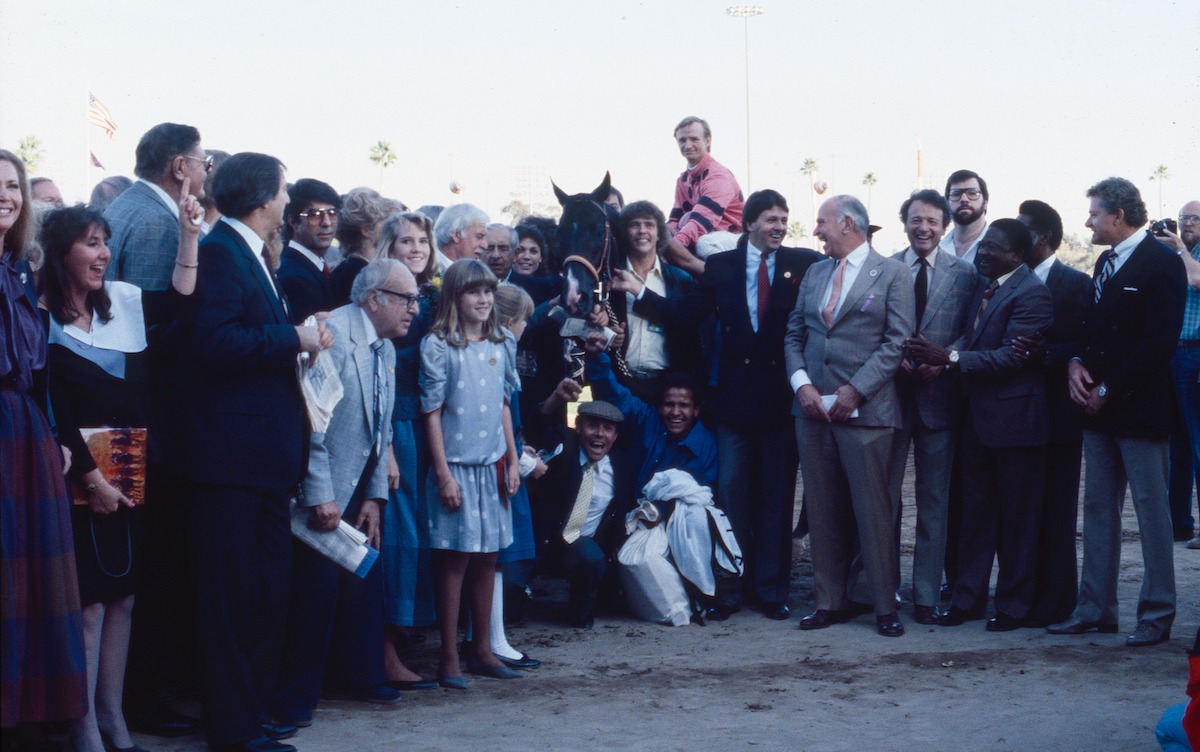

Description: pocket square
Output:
[1122,286,1138,291]
[859,293,876,312]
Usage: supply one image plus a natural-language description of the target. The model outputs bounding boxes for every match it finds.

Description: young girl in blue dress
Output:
[421,259,522,687]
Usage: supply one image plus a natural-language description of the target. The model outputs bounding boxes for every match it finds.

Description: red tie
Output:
[757,251,770,329]
[323,262,331,281]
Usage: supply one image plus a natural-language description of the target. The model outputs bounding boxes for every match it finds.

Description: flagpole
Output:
[85,90,92,199]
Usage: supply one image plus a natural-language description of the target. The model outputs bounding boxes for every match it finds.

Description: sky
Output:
[3,0,1198,252]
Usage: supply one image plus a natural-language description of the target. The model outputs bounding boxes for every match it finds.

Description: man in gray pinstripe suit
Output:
[889,190,979,625]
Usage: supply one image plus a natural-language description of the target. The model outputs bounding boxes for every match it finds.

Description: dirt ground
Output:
[140,463,1197,752]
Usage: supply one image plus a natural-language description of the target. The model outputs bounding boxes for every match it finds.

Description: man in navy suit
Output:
[1014,200,1092,626]
[1048,178,1186,648]
[180,152,331,752]
[278,179,341,323]
[613,189,821,620]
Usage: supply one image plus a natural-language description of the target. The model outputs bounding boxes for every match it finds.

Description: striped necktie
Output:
[1093,249,1116,304]
[562,461,596,544]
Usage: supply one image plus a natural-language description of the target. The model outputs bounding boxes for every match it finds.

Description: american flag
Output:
[87,93,117,139]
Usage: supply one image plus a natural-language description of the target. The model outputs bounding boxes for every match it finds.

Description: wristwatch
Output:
[947,350,960,366]
[1097,383,1108,398]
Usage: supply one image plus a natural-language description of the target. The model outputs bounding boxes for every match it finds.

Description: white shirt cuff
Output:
[790,369,811,391]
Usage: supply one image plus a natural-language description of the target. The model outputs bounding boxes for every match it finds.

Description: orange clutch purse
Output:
[71,427,148,506]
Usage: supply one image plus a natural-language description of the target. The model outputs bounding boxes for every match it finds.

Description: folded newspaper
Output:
[289,501,379,578]
[296,315,344,433]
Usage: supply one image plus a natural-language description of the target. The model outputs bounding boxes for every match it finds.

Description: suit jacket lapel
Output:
[221,223,289,324]
[729,246,753,333]
[969,265,1027,345]
[921,255,954,330]
[348,309,374,429]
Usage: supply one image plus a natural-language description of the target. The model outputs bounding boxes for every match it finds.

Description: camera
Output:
[1150,218,1178,237]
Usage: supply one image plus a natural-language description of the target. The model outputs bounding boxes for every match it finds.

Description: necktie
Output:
[756,251,771,330]
[562,461,596,544]
[262,246,289,317]
[1093,249,1116,304]
[914,257,929,324]
[323,262,331,281]
[821,258,847,329]
[370,340,386,458]
[971,281,999,335]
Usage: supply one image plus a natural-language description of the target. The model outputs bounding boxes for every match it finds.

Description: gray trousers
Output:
[888,413,956,608]
[1073,430,1176,631]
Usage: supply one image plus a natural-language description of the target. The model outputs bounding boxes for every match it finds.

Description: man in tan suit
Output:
[785,195,915,637]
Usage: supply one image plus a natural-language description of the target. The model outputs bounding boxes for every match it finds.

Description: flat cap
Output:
[577,400,624,424]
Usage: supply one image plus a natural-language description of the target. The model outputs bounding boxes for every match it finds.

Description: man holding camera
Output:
[1156,201,1200,548]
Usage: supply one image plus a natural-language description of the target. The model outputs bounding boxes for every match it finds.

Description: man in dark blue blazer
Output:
[1015,200,1092,626]
[179,153,331,752]
[278,179,341,323]
[1048,178,1186,648]
[613,189,821,620]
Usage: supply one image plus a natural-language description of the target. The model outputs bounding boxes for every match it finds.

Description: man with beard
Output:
[787,195,914,637]
[613,189,820,621]
[278,179,341,323]
[180,153,331,752]
[887,190,978,625]
[1157,200,1200,548]
[938,169,990,266]
[1048,178,1185,648]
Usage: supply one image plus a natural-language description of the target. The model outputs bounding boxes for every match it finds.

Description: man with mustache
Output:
[938,169,990,266]
[278,179,341,323]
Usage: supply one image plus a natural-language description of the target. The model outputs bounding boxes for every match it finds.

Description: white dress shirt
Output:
[1032,253,1057,284]
[745,240,776,333]
[789,242,870,391]
[222,217,280,301]
[578,451,615,539]
[1108,229,1149,276]
[903,247,938,294]
[623,255,669,372]
[937,221,988,264]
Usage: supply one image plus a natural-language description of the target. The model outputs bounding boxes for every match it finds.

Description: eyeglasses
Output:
[298,208,339,224]
[948,188,983,201]
[485,244,512,254]
[1179,214,1200,225]
[376,289,423,309]
[183,154,215,173]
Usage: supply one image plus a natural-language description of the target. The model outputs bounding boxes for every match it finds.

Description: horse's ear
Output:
[590,172,612,204]
[552,180,569,206]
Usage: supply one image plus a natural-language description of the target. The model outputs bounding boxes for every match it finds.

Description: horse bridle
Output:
[560,200,631,380]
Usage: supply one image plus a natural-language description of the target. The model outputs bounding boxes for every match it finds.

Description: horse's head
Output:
[552,172,620,317]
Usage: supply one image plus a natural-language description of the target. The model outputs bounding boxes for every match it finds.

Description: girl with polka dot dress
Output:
[420,259,522,687]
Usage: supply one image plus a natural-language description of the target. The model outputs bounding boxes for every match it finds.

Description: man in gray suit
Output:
[104,122,209,290]
[786,195,915,637]
[908,219,1054,631]
[274,259,421,726]
[888,190,979,625]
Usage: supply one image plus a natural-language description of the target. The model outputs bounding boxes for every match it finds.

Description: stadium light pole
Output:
[727,5,764,190]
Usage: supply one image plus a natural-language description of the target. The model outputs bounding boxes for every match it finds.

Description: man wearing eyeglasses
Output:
[1158,201,1200,549]
[279,179,342,322]
[104,122,208,291]
[938,169,990,266]
[274,258,420,727]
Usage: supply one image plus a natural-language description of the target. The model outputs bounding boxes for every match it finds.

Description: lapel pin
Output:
[783,270,792,279]
[869,269,879,277]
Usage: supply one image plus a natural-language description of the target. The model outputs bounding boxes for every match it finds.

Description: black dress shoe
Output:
[761,602,790,620]
[914,605,939,625]
[876,612,904,637]
[261,722,298,741]
[1125,620,1171,647]
[798,609,849,630]
[497,652,540,670]
[126,703,201,738]
[706,603,737,621]
[936,606,975,627]
[986,613,1024,632]
[211,736,297,752]
[1045,617,1118,635]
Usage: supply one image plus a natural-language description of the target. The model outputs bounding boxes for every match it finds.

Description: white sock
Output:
[490,572,522,660]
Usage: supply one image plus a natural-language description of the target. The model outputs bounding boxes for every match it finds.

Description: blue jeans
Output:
[1168,345,1200,536]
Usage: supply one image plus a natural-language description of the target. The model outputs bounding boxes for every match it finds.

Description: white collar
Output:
[903,247,937,269]
[842,241,870,267]
[141,180,179,218]
[222,216,267,256]
[1032,254,1056,283]
[57,281,147,353]
[288,240,326,270]
[1111,229,1147,260]
[359,306,380,345]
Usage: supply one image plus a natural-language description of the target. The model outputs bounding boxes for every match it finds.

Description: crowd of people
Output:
[2,113,1198,752]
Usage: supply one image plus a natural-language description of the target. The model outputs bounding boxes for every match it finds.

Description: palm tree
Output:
[862,172,878,213]
[1149,165,1169,217]
[16,136,44,175]
[786,221,807,243]
[800,158,819,227]
[369,141,397,191]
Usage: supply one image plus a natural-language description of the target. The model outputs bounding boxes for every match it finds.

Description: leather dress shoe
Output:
[914,605,939,625]
[706,603,737,621]
[211,735,297,752]
[261,722,298,741]
[1125,620,1171,647]
[937,606,984,627]
[986,613,1024,632]
[761,601,790,620]
[386,677,440,691]
[126,703,201,738]
[497,652,540,670]
[352,684,403,705]
[466,657,524,679]
[1045,617,1118,635]
[798,609,849,630]
[876,612,904,637]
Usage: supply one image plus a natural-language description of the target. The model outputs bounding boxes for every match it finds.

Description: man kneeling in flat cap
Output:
[529,401,638,628]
